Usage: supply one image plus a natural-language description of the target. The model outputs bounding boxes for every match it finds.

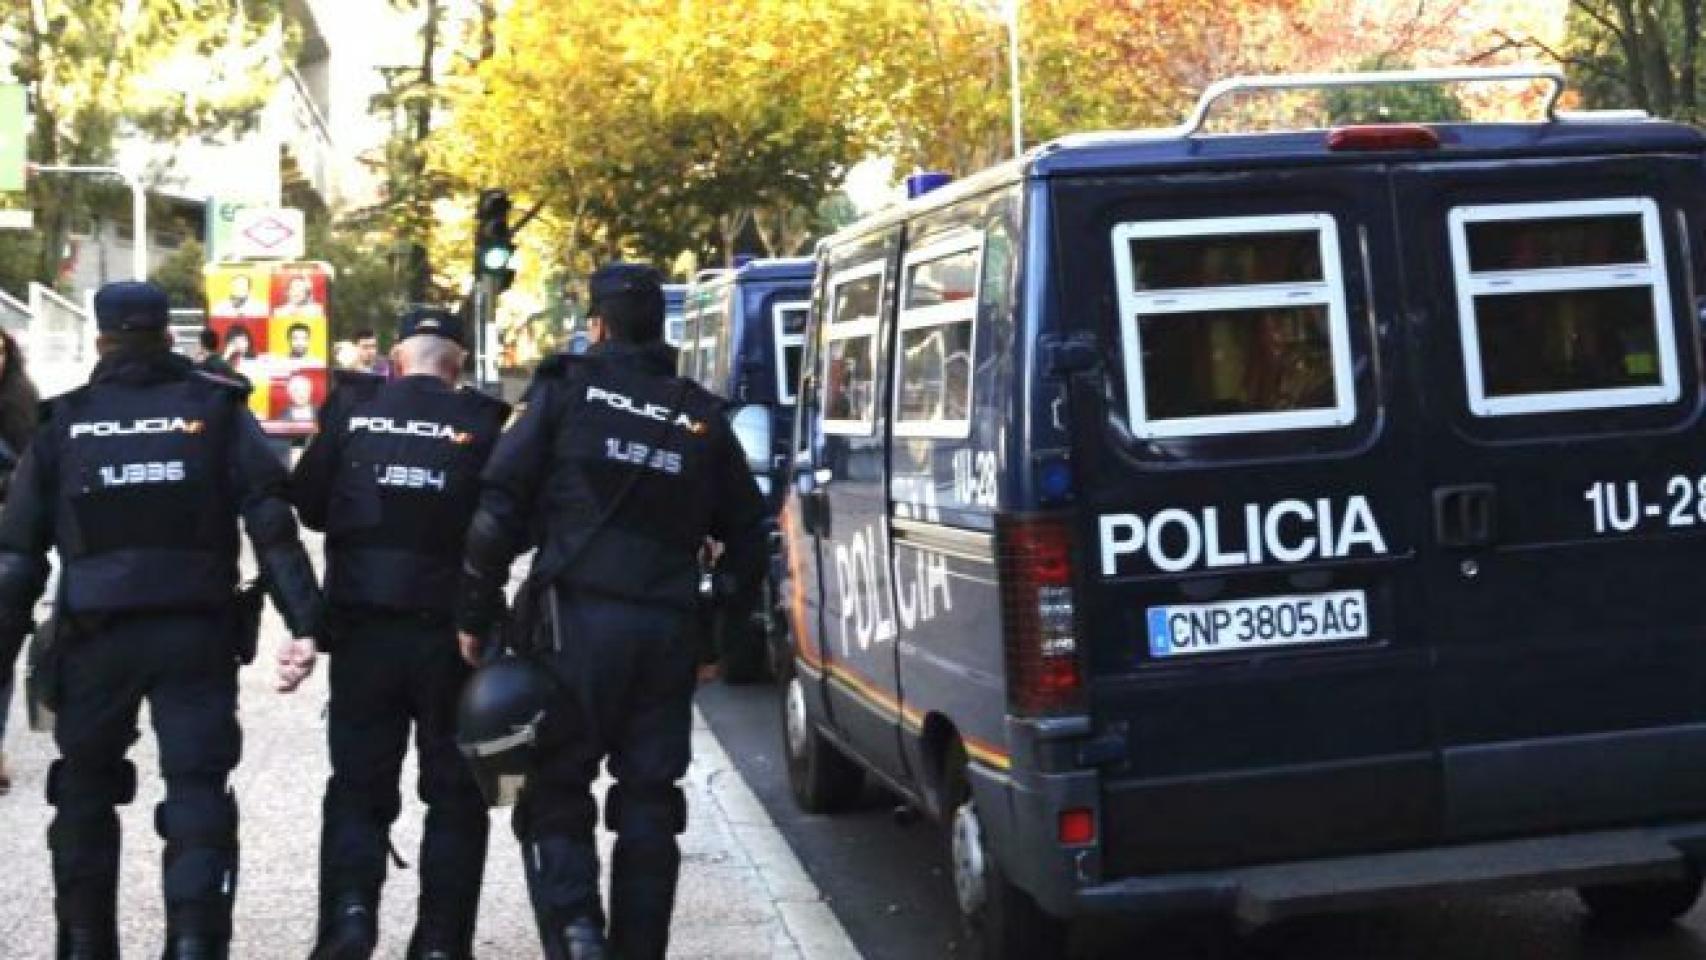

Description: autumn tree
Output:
[3,0,289,287]
[1538,0,1704,121]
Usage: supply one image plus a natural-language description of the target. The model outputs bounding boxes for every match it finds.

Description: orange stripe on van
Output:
[779,503,823,670]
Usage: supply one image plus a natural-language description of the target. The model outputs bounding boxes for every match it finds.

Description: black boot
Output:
[161,933,228,960]
[558,918,609,960]
[309,893,378,960]
[405,915,474,960]
[56,921,119,960]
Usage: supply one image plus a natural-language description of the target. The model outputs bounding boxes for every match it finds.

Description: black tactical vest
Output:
[537,351,730,607]
[55,377,240,614]
[324,377,506,614]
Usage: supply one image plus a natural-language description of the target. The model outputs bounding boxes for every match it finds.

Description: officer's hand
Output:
[275,637,318,693]
[458,631,484,668]
[696,662,723,685]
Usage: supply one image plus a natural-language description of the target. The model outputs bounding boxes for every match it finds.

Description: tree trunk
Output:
[1681,0,1702,123]
[406,0,441,303]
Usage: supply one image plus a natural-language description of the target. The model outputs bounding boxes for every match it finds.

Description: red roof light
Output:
[1327,124,1441,152]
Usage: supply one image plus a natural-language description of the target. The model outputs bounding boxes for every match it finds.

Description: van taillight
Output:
[997,514,1084,715]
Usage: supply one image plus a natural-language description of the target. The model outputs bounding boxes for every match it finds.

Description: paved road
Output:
[0,537,858,959]
[697,681,1706,960]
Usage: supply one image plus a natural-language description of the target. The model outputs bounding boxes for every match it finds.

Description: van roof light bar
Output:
[1180,65,1569,136]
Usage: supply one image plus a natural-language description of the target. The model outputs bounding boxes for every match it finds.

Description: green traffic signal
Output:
[481,246,514,272]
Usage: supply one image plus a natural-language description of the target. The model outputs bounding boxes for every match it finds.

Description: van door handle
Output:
[801,488,832,537]
[1433,484,1496,548]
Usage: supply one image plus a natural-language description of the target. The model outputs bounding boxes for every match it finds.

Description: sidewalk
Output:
[0,601,858,958]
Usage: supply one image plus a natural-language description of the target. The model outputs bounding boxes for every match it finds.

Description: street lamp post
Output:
[1006,0,1023,158]
[29,164,148,280]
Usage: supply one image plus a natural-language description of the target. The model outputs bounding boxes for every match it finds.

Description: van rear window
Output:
[773,301,809,405]
[1448,199,1679,417]
[1110,214,1356,439]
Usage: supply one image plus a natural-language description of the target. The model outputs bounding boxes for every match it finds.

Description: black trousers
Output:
[515,591,696,960]
[319,612,490,949]
[50,612,240,936]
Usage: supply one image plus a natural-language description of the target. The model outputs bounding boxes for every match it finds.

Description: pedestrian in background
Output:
[0,282,323,959]
[456,263,769,960]
[288,307,509,960]
[351,329,391,378]
[193,329,248,388]
[0,327,40,797]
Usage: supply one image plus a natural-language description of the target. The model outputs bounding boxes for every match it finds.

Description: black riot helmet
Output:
[455,656,560,807]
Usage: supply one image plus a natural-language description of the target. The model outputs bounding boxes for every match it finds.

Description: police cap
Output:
[398,305,466,347]
[94,281,170,334]
[588,262,664,341]
[588,262,663,313]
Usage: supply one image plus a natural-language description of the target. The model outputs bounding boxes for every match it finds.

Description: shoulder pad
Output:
[191,369,252,400]
[531,352,588,382]
[330,369,386,403]
[458,386,513,420]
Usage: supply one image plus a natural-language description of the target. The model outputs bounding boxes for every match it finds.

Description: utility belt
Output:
[25,578,264,732]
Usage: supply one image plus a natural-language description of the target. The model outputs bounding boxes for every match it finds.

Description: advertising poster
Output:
[202,261,332,432]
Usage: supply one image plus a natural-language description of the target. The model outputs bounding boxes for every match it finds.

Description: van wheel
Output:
[1578,870,1703,930]
[944,744,1068,960]
[780,665,862,812]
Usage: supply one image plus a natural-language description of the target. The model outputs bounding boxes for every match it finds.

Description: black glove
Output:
[0,608,32,691]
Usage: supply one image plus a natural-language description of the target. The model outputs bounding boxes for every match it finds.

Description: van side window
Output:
[896,235,982,438]
[823,261,885,434]
[1448,198,1680,417]
[773,301,809,405]
[1110,213,1356,439]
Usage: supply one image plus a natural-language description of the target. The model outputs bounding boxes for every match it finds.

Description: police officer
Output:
[287,307,509,960]
[0,281,323,959]
[456,263,768,960]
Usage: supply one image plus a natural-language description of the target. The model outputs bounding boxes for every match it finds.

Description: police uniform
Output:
[458,263,768,960]
[0,282,324,960]
[289,309,509,960]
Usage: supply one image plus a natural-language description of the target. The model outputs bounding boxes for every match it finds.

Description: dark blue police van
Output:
[679,258,815,678]
[776,66,1706,957]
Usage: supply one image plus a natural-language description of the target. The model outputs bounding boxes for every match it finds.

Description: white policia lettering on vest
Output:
[1098,496,1389,576]
[69,417,204,439]
[584,385,706,434]
[348,416,473,445]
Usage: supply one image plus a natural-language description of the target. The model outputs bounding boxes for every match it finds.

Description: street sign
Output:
[0,84,25,193]
[228,207,306,259]
[0,209,33,231]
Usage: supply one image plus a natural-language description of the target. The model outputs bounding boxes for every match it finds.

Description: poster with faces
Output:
[202,262,333,424]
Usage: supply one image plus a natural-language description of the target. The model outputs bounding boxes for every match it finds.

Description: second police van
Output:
[680,259,816,678]
[777,67,1706,957]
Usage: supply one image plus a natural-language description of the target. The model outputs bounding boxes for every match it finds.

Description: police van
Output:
[776,66,1706,956]
[663,282,688,347]
[679,259,816,678]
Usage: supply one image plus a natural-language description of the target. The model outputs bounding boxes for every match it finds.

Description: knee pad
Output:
[46,759,137,807]
[604,783,687,836]
[156,787,238,850]
[327,778,403,826]
[516,787,597,841]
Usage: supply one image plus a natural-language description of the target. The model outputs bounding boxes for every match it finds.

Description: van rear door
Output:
[1393,155,1706,840]
[1055,166,1436,876]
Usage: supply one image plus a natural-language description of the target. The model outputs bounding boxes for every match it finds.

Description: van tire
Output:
[1577,871,1703,930]
[944,743,1068,960]
[780,663,863,813]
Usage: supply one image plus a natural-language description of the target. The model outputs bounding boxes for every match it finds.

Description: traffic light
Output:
[474,188,515,290]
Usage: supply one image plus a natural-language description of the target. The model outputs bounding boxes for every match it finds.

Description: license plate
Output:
[1147,590,1368,658]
